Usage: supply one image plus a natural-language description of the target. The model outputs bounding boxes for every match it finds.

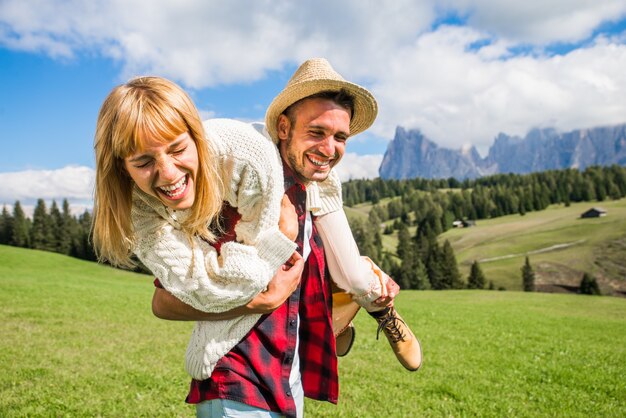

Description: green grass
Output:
[2,245,626,417]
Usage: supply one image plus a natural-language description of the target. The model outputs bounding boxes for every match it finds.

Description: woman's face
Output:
[124,132,199,210]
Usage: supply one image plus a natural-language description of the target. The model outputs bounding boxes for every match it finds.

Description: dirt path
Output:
[479,239,587,263]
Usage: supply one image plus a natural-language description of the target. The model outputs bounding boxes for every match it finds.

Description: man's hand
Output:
[247,252,304,313]
[278,194,298,242]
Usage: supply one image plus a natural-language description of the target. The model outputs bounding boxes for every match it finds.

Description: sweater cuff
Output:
[315,192,342,216]
[255,227,298,272]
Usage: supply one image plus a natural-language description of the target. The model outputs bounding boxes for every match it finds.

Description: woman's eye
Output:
[135,160,153,168]
[173,147,187,155]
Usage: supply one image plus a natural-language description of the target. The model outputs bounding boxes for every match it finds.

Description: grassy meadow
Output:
[1,245,625,417]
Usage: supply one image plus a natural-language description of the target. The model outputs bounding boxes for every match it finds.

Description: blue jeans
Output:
[196,399,284,417]
[196,383,304,418]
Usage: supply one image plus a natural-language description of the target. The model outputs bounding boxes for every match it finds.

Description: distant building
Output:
[580,207,607,218]
[453,219,476,228]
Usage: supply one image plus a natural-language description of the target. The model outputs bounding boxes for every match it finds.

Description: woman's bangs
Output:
[116,101,188,158]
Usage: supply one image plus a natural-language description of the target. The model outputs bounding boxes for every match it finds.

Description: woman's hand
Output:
[373,276,400,308]
[246,252,304,313]
[278,194,298,242]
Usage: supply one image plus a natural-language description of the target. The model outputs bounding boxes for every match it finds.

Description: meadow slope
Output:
[352,197,626,294]
[442,198,626,294]
[1,245,625,417]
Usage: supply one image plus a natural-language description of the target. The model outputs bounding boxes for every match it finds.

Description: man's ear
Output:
[277,114,291,141]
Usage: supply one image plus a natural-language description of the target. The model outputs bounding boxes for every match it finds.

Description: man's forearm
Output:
[152,288,255,321]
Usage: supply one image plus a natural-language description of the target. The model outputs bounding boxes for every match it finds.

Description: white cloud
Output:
[445,0,626,44]
[334,153,383,180]
[0,165,94,204]
[1,0,626,154]
[372,26,626,152]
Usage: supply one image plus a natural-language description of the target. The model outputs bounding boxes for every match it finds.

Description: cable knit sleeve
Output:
[309,168,343,216]
[132,190,294,315]
[205,119,297,255]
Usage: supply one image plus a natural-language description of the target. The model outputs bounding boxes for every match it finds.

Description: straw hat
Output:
[265,58,378,142]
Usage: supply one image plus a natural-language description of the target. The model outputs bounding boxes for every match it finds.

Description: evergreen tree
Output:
[397,243,416,290]
[350,218,380,264]
[0,205,12,244]
[579,273,601,295]
[49,200,67,253]
[440,240,463,289]
[396,222,412,260]
[71,210,96,261]
[422,237,445,289]
[521,256,535,292]
[467,260,486,289]
[11,201,30,248]
[31,199,53,250]
[58,199,76,255]
[411,258,430,290]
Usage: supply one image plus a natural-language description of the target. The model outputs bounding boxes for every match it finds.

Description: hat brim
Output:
[265,79,378,143]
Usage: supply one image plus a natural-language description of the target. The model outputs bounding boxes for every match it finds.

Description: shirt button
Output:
[289,319,296,327]
[286,391,292,397]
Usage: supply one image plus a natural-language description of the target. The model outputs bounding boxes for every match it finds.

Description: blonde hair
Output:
[92,76,223,268]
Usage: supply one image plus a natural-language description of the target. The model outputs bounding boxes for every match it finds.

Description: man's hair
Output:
[283,89,355,127]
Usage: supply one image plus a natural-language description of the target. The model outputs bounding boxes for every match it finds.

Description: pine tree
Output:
[440,240,463,289]
[11,201,30,248]
[71,210,96,261]
[57,199,76,255]
[467,260,486,289]
[579,273,601,295]
[31,199,53,250]
[411,258,430,290]
[396,222,412,260]
[0,205,12,244]
[521,256,535,292]
[425,241,444,289]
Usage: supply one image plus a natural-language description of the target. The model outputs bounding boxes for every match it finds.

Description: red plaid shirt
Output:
[184,163,338,417]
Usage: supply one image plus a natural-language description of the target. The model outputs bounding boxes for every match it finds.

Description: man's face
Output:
[277,97,350,185]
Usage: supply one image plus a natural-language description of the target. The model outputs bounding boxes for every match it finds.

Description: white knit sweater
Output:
[131,118,344,380]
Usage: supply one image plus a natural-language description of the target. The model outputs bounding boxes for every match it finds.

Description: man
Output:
[152,58,421,417]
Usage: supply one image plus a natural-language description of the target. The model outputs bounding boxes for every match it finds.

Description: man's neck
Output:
[280,157,310,188]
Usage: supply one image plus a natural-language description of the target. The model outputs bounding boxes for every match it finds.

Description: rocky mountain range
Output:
[379,123,626,179]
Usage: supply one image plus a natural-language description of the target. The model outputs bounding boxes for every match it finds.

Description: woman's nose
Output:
[156,157,179,181]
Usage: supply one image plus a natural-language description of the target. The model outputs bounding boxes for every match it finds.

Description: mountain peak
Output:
[379,123,626,179]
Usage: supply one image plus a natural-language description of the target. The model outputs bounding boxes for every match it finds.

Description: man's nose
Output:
[318,136,337,157]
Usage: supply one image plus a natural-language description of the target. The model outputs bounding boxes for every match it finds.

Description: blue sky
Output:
[1,0,626,212]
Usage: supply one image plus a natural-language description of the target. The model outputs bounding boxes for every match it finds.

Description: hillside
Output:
[1,245,625,417]
[442,198,626,294]
[355,198,626,295]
